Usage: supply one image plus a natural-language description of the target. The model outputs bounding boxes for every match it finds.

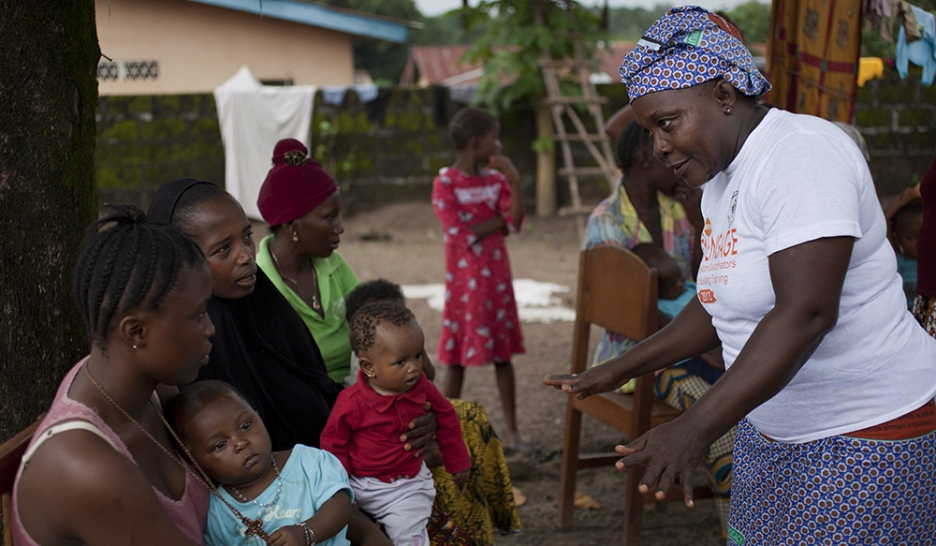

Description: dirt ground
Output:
[334,202,725,546]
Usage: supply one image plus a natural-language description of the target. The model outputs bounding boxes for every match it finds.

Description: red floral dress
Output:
[431,167,525,367]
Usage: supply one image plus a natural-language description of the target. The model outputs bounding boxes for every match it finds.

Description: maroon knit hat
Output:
[257,139,339,227]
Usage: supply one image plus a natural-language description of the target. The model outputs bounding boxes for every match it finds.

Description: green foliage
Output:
[459,0,605,112]
[317,0,422,84]
[604,4,670,40]
[862,0,936,57]
[723,0,770,44]
[413,11,486,45]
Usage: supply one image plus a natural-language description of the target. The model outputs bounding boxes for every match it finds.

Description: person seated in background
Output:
[584,119,732,534]
[885,188,924,309]
[168,380,353,546]
[631,242,688,302]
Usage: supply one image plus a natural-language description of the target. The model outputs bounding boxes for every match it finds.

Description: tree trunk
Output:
[0,1,99,441]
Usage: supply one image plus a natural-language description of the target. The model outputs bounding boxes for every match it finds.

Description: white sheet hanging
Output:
[213,66,317,220]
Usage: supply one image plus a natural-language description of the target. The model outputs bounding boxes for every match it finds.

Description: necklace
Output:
[270,247,321,312]
[229,455,283,508]
[83,363,270,540]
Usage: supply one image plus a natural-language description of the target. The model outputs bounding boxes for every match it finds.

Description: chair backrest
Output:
[1,417,42,546]
[570,245,658,374]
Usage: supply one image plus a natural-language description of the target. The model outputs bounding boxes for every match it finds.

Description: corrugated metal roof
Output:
[400,42,640,87]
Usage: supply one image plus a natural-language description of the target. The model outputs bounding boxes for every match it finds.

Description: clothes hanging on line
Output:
[896,3,936,85]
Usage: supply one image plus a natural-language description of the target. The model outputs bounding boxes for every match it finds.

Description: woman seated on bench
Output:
[582,118,733,534]
[12,206,212,545]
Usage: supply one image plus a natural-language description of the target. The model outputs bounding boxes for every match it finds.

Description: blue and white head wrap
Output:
[620,6,771,103]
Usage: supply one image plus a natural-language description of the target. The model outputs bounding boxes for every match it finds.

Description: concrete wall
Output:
[95,67,936,213]
[855,68,936,195]
[96,0,354,95]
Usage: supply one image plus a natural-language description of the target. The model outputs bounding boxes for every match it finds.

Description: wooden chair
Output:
[1,418,42,546]
[557,245,711,545]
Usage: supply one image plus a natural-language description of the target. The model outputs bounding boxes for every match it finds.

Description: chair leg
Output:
[557,397,583,529]
[622,465,645,546]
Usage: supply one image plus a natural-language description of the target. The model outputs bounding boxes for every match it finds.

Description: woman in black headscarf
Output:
[148,178,341,451]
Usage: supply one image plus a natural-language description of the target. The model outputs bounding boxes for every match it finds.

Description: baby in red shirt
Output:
[321,302,470,546]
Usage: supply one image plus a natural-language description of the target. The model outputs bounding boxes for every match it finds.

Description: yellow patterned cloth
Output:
[767,0,862,121]
[430,400,521,546]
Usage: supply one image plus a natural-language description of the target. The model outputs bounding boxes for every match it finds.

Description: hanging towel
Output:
[896,4,936,85]
[213,66,316,220]
[322,86,349,106]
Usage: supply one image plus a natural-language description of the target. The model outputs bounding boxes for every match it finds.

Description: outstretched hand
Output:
[542,364,630,400]
[614,419,706,508]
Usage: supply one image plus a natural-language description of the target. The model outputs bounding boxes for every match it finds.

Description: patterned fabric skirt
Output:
[654,367,733,534]
[729,419,936,545]
[913,295,936,338]
[430,399,521,546]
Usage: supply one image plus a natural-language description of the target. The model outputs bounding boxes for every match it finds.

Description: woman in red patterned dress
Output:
[431,107,526,450]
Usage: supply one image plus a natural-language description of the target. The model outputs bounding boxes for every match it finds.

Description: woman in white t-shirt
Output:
[545,7,936,544]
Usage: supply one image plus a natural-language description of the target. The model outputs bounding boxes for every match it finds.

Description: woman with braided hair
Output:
[12,205,213,545]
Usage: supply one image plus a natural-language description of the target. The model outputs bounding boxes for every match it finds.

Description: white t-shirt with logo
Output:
[698,108,936,443]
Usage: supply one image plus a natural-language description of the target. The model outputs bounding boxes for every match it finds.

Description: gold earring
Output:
[725,107,732,114]
[132,344,138,349]
[292,231,299,242]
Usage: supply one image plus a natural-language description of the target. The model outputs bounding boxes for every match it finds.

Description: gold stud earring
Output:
[725,107,732,114]
[132,344,138,349]
[292,231,299,242]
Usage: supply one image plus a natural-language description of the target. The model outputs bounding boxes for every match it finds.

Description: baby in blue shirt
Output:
[887,198,923,309]
[167,380,353,546]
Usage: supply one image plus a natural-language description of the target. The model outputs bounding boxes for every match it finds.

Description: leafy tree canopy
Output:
[460,0,605,112]
[318,0,423,84]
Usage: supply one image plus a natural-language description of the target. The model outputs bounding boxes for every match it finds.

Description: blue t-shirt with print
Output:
[204,445,353,546]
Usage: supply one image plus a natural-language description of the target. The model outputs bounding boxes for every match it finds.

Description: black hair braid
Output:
[88,227,136,340]
[449,107,498,151]
[97,226,144,340]
[73,204,206,349]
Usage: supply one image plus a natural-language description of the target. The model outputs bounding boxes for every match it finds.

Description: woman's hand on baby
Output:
[266,525,306,546]
[542,363,630,400]
[452,468,471,486]
[422,441,444,468]
[402,401,437,456]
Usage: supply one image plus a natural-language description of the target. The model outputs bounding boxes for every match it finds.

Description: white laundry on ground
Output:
[402,279,575,323]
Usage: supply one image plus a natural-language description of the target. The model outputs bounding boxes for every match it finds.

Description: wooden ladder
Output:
[537,25,619,219]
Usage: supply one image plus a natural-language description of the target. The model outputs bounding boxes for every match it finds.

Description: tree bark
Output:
[0,1,99,441]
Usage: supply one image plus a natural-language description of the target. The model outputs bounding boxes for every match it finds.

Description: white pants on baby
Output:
[349,462,435,546]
